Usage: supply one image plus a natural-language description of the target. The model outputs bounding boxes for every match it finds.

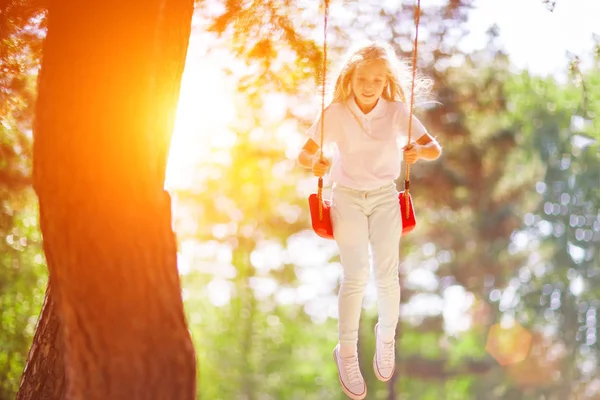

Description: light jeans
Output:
[331,183,402,349]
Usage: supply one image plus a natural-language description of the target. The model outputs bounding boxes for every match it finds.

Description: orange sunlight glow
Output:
[165,34,235,191]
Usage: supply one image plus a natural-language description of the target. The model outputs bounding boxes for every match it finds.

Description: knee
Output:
[374,273,399,291]
[372,254,399,285]
[342,268,370,289]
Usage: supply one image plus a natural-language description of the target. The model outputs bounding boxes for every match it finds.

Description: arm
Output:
[414,131,442,161]
[403,112,442,163]
[297,138,330,177]
[298,105,336,174]
[297,138,319,169]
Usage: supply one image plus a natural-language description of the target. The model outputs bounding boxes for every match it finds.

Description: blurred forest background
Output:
[1,0,599,399]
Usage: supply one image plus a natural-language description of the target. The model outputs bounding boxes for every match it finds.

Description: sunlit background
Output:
[158,0,600,398]
[1,0,599,398]
[167,0,598,338]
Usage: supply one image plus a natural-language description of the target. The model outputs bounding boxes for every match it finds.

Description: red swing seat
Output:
[308,178,334,239]
[308,179,416,240]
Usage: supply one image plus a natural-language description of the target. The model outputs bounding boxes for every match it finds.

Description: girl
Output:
[297,41,441,400]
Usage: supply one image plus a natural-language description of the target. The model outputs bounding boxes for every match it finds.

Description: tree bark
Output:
[24,0,197,398]
[17,282,66,400]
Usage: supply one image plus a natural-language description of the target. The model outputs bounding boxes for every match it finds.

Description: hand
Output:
[403,143,421,164]
[312,153,331,177]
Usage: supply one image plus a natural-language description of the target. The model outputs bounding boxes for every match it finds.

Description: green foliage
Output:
[199,0,323,99]
[1,2,45,191]
[0,3,47,398]
[495,58,600,398]
[0,191,46,399]
[172,88,347,397]
[184,267,344,399]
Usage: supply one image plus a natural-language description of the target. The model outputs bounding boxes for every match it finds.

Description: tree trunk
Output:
[17,282,66,400]
[25,0,197,398]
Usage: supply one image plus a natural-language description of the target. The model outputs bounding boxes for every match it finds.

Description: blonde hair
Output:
[327,41,432,107]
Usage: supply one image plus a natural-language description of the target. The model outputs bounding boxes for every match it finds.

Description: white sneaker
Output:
[373,323,396,382]
[333,345,367,400]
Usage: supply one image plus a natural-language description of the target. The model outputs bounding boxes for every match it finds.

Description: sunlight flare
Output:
[165,35,236,190]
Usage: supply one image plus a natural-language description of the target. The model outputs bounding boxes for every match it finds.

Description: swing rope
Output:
[317,0,421,221]
[317,0,330,221]
[404,0,421,219]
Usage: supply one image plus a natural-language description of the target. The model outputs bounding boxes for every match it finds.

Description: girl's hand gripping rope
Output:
[402,142,422,164]
[312,152,331,177]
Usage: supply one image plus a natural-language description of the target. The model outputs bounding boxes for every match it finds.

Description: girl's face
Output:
[351,60,388,113]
